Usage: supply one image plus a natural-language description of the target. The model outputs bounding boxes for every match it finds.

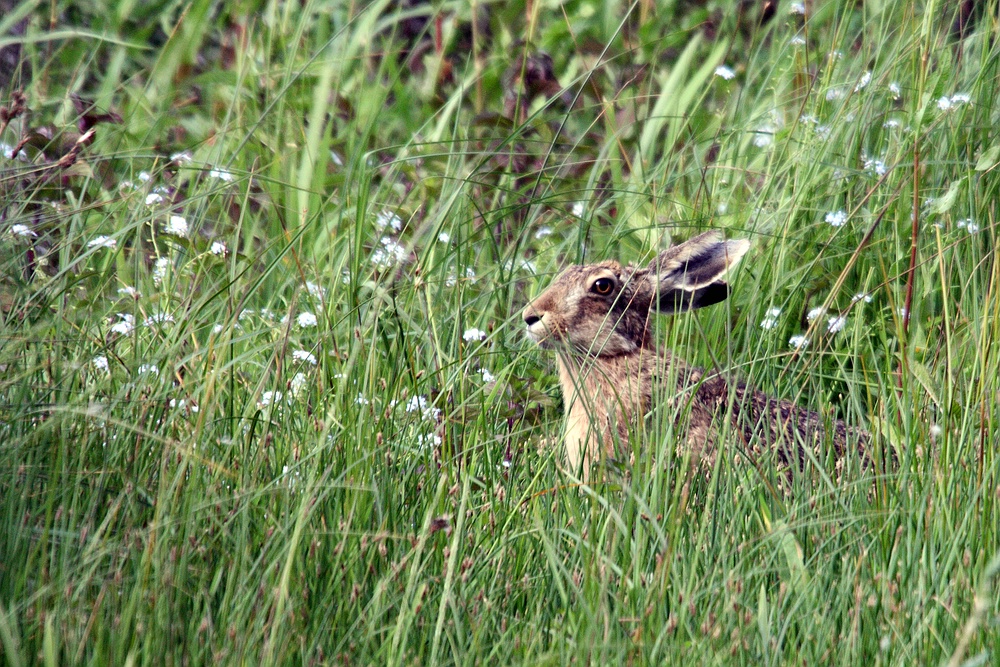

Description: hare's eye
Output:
[591,277,615,295]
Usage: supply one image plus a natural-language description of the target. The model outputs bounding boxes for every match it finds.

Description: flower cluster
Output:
[825,210,848,227]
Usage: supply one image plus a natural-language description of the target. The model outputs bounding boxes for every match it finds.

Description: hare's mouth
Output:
[525,321,558,348]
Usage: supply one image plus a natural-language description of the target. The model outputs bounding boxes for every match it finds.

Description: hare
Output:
[522,231,869,480]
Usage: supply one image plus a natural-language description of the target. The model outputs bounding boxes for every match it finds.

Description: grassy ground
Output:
[1,0,998,664]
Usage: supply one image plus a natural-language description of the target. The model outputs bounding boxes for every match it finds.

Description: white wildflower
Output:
[152,257,170,287]
[355,393,370,406]
[445,274,457,288]
[825,210,848,227]
[296,311,318,328]
[888,82,901,99]
[306,281,326,299]
[480,368,496,383]
[1,142,27,160]
[753,126,775,147]
[295,312,319,329]
[137,364,159,375]
[438,231,451,243]
[110,314,135,335]
[571,201,585,217]
[406,395,440,421]
[417,433,442,449]
[292,349,318,365]
[714,65,736,80]
[534,226,553,239]
[883,118,901,129]
[212,324,224,334]
[375,210,403,231]
[88,236,117,250]
[937,96,953,111]
[957,218,979,234]
[465,267,477,281]
[209,241,227,256]
[863,155,887,176]
[165,215,189,238]
[145,193,165,207]
[807,306,827,321]
[827,315,847,333]
[851,293,873,304]
[371,236,408,269]
[118,285,140,298]
[854,71,872,92]
[790,35,806,46]
[789,2,806,14]
[170,151,193,164]
[825,87,844,101]
[789,334,809,350]
[950,93,971,105]
[463,327,487,342]
[143,312,175,327]
[92,355,110,372]
[10,224,36,238]
[170,398,199,412]
[208,168,235,182]
[290,372,309,396]
[929,423,943,439]
[760,307,781,330]
[259,391,283,408]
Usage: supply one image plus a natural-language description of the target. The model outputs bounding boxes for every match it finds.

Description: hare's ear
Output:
[645,232,750,313]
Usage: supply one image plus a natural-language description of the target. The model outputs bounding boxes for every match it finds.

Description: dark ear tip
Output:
[690,281,731,309]
[658,281,731,313]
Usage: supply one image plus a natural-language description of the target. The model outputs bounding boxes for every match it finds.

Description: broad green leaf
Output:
[775,521,809,596]
[974,145,1000,172]
[910,361,941,411]
[931,179,963,215]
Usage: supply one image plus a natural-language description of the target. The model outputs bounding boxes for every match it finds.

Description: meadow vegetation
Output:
[0,0,998,663]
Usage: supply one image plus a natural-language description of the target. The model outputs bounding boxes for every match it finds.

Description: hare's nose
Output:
[523,310,541,327]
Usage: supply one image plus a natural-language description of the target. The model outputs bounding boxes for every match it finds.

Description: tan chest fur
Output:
[556,353,655,478]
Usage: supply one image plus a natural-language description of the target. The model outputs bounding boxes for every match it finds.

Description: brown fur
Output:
[522,232,869,480]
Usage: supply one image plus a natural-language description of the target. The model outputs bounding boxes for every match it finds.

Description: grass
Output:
[1,0,998,664]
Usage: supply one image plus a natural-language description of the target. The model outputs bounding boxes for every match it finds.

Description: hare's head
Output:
[522,232,750,357]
